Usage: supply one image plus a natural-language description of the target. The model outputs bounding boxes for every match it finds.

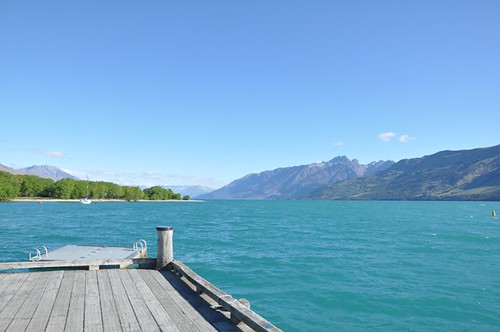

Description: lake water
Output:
[1,200,499,331]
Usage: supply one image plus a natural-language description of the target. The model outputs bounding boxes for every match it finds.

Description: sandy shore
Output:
[8,198,204,203]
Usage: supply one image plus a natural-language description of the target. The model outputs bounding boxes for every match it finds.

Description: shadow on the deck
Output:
[161,270,244,332]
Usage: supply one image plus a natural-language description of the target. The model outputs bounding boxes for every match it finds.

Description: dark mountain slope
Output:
[200,157,394,199]
[309,145,500,201]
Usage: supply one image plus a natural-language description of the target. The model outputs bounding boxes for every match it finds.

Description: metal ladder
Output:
[29,246,49,261]
[133,239,147,254]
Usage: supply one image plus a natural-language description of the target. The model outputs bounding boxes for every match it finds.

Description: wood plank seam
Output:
[96,269,121,332]
[107,269,140,331]
[47,270,77,332]
[6,271,51,332]
[25,270,65,332]
[117,269,159,331]
[143,269,212,332]
[128,269,183,332]
[0,272,42,331]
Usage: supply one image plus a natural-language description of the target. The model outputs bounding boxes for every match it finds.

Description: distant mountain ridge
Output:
[162,185,215,198]
[0,164,79,181]
[199,156,395,200]
[0,164,17,174]
[309,145,500,201]
[5,144,498,201]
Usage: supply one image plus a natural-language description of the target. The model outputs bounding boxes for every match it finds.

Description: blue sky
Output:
[1,1,499,188]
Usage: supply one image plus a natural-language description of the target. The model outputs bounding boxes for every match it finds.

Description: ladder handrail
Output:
[29,246,49,261]
[133,239,147,253]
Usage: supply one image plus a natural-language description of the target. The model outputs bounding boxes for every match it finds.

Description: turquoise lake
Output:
[1,200,499,331]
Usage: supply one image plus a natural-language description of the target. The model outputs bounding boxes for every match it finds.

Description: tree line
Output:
[0,171,190,201]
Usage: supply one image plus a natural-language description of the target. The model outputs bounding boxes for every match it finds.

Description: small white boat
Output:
[81,177,92,204]
[80,197,92,205]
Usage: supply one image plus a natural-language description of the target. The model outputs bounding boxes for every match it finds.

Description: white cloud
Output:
[333,141,344,147]
[378,132,415,143]
[378,132,397,142]
[47,151,66,158]
[398,135,415,143]
[26,147,67,159]
[62,169,91,179]
[63,169,225,188]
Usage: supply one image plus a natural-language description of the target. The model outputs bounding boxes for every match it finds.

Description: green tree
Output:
[0,171,19,200]
[19,175,54,197]
[0,170,188,201]
[19,176,37,197]
[89,182,107,199]
[52,178,76,199]
[143,186,184,200]
[144,186,163,200]
[71,181,89,199]
[106,183,124,199]
[143,186,171,200]
[123,186,144,201]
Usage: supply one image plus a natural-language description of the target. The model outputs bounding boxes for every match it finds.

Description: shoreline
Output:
[6,198,204,203]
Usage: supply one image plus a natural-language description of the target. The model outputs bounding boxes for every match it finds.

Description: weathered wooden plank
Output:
[171,261,282,332]
[0,273,30,314]
[46,270,76,332]
[6,271,52,332]
[65,270,86,332]
[150,269,233,332]
[25,270,65,332]
[0,259,130,271]
[0,258,156,271]
[128,269,181,332]
[148,270,214,330]
[84,270,103,332]
[0,264,279,332]
[96,269,122,332]
[0,272,41,331]
[171,261,226,301]
[0,273,23,298]
[117,269,160,331]
[141,269,211,332]
[107,269,140,331]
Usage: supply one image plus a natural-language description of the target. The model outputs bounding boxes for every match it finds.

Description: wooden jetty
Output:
[0,227,282,332]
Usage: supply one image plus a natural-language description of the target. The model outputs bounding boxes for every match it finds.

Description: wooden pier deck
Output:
[0,227,281,332]
[0,269,242,332]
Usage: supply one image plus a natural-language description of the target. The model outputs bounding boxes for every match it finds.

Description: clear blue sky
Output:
[1,1,499,188]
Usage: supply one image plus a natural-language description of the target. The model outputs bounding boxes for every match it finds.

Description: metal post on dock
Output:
[156,226,173,270]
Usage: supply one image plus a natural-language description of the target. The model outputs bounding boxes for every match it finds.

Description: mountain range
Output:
[0,164,78,181]
[200,144,499,201]
[309,145,500,201]
[161,185,215,198]
[3,144,499,201]
[199,157,395,199]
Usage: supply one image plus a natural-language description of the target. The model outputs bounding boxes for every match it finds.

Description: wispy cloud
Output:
[398,135,415,143]
[378,132,397,142]
[333,141,344,147]
[47,151,66,158]
[27,147,68,159]
[378,132,415,143]
[63,169,225,188]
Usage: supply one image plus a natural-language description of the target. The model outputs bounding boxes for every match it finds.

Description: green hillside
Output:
[0,171,188,201]
[309,145,500,201]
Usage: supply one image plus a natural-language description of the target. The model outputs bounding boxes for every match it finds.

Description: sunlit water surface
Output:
[1,200,499,331]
